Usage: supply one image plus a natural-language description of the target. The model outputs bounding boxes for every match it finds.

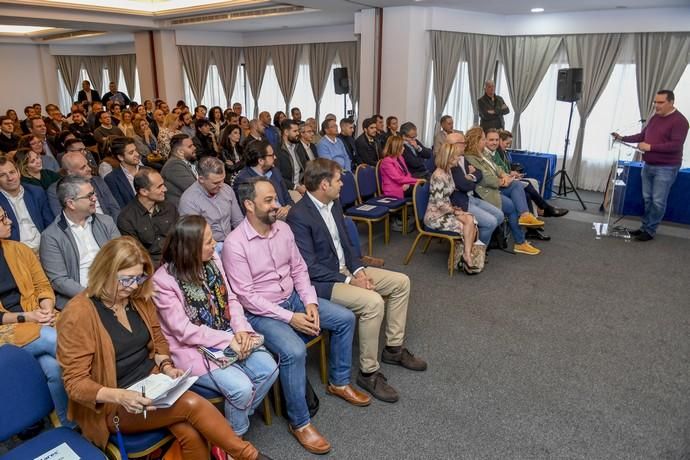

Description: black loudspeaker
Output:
[333,67,349,95]
[557,68,583,102]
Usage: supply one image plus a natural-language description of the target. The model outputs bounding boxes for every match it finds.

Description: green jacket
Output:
[465,153,503,209]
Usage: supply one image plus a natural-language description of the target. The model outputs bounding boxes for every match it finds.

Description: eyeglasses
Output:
[118,274,149,288]
[71,191,96,201]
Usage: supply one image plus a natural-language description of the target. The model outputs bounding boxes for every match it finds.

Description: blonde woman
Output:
[14,148,60,190]
[157,113,182,159]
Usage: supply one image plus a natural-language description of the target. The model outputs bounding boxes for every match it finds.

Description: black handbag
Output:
[277,376,320,418]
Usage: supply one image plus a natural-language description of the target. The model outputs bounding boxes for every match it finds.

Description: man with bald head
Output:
[259,110,280,150]
[47,148,120,219]
[478,80,510,130]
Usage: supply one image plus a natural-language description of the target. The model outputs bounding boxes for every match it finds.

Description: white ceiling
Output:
[0,0,687,43]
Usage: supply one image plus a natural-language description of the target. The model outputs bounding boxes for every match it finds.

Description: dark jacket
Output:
[450,157,484,211]
[477,94,510,130]
[354,133,381,167]
[277,142,310,190]
[104,166,136,208]
[193,133,217,159]
[0,184,55,242]
[338,134,359,167]
[233,165,294,209]
[160,157,197,208]
[77,89,101,103]
[47,176,120,221]
[286,195,362,299]
[0,133,20,153]
[402,140,432,179]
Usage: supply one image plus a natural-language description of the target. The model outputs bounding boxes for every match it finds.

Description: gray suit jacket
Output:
[47,176,120,221]
[39,212,120,308]
[161,157,197,208]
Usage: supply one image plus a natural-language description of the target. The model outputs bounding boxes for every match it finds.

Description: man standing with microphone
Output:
[612,89,688,241]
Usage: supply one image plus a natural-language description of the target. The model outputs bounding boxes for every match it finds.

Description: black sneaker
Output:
[381,347,428,371]
[356,371,399,403]
[635,231,654,241]
[629,229,644,236]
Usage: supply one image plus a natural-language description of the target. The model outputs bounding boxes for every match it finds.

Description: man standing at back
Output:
[613,89,689,241]
[478,80,510,131]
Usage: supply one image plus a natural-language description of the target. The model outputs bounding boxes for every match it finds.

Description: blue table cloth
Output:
[508,150,558,200]
[619,161,690,225]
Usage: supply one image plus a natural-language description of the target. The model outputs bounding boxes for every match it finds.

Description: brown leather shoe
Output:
[361,255,385,267]
[356,371,399,403]
[381,347,428,371]
[288,423,331,455]
[326,383,371,406]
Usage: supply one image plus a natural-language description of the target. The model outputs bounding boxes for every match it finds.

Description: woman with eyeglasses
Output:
[153,215,278,437]
[14,147,61,190]
[18,133,60,172]
[0,205,71,427]
[56,236,271,460]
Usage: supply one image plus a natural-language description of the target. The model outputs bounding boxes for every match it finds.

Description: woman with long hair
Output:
[208,106,225,143]
[157,113,183,159]
[379,135,419,232]
[219,124,245,184]
[5,109,24,136]
[463,127,541,255]
[18,134,60,172]
[118,110,136,138]
[273,111,287,129]
[13,148,60,190]
[425,142,478,272]
[56,236,271,460]
[153,216,278,437]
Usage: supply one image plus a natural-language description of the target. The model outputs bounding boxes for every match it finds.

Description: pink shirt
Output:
[222,218,318,323]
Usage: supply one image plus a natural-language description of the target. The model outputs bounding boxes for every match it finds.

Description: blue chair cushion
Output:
[189,384,222,399]
[345,204,389,219]
[109,428,170,454]
[1,427,105,459]
[365,197,407,209]
[423,225,461,237]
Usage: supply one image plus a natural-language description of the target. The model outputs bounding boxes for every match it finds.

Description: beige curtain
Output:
[464,33,501,124]
[104,56,120,88]
[55,55,83,97]
[118,54,137,100]
[244,46,271,118]
[271,44,301,113]
[430,31,464,131]
[336,42,360,110]
[309,43,337,123]
[82,56,105,95]
[179,46,212,104]
[212,47,241,107]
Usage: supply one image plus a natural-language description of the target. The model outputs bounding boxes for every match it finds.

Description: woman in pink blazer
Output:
[153,215,278,436]
[379,135,419,200]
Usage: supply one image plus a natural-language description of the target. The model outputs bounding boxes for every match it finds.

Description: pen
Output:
[142,386,147,419]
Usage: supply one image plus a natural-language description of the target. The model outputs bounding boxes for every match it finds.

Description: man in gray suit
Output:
[40,175,120,308]
[47,150,120,220]
[160,133,198,208]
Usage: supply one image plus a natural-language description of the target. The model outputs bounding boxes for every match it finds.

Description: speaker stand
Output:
[343,94,348,119]
[548,101,587,210]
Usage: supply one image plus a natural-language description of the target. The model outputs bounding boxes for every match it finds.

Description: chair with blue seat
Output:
[374,161,414,234]
[356,164,411,235]
[105,429,173,460]
[340,170,389,256]
[0,344,107,460]
[403,181,463,276]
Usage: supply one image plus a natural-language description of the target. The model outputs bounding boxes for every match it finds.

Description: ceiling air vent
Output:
[170,5,305,25]
[32,30,105,42]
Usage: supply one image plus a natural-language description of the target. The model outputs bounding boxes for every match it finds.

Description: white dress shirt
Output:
[64,213,100,287]
[1,187,41,250]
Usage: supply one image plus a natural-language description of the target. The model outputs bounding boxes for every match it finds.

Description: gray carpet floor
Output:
[246,210,690,460]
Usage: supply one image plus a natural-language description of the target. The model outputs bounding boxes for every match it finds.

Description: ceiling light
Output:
[531,7,544,13]
[0,25,53,34]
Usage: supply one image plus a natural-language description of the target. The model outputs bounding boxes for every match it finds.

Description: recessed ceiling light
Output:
[0,25,52,34]
[531,7,545,13]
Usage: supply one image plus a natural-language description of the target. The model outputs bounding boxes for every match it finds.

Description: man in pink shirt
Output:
[222,176,370,455]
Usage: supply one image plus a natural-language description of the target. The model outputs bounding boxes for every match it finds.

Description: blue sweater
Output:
[317,136,352,171]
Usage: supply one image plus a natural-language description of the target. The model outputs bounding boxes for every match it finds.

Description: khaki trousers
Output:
[330,267,410,373]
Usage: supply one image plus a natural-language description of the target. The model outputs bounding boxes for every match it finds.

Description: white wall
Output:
[0,44,56,111]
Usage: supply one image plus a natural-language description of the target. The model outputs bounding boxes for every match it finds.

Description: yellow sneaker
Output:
[518,213,545,228]
[514,241,541,255]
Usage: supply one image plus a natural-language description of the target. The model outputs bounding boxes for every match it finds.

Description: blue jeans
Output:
[500,180,530,214]
[640,164,680,235]
[194,348,278,435]
[245,290,355,428]
[23,326,73,428]
[468,196,504,244]
[501,195,525,244]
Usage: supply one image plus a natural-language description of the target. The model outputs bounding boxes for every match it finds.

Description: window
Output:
[422,61,474,145]
[673,64,690,168]
[257,64,285,117]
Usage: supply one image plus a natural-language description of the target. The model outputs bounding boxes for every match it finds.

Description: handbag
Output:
[468,243,486,274]
[510,162,525,174]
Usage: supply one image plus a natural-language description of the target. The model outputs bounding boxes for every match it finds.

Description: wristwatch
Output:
[17,314,26,323]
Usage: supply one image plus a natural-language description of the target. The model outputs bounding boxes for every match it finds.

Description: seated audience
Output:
[180,112,195,138]
[118,110,136,138]
[400,122,432,179]
[305,118,320,144]
[298,122,318,161]
[5,109,23,137]
[56,236,269,460]
[153,215,278,435]
[434,115,459,153]
[149,108,165,138]
[194,118,219,159]
[161,134,198,208]
[240,118,266,150]
[14,148,61,190]
[383,116,399,142]
[117,167,177,266]
[178,156,243,250]
[290,107,302,124]
[47,149,119,219]
[355,117,382,167]
[0,115,20,153]
[463,127,541,255]
[287,159,426,403]
[425,141,479,272]
[86,101,103,131]
[224,177,365,454]
[67,109,96,147]
[133,116,159,160]
[337,118,359,167]
[157,113,183,159]
[373,114,387,147]
[104,136,140,208]
[0,157,54,252]
[208,106,225,143]
[277,119,309,200]
[273,111,287,130]
[446,133,502,246]
[93,111,124,156]
[40,175,120,307]
[19,132,59,173]
[219,124,245,185]
[234,140,294,216]
[379,135,418,200]
[62,137,98,171]
[316,118,351,171]
[259,111,279,150]
[0,206,70,426]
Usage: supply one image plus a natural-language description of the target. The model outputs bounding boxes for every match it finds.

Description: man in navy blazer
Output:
[104,137,140,207]
[0,157,54,248]
[286,158,427,404]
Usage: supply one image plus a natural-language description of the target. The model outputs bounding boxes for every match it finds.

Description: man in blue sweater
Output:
[316,118,351,171]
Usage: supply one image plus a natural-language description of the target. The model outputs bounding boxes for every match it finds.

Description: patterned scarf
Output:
[179,261,231,331]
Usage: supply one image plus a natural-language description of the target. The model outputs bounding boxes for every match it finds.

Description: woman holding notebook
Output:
[56,236,271,460]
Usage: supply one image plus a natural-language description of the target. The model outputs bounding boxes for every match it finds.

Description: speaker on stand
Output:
[550,67,586,210]
[333,67,349,119]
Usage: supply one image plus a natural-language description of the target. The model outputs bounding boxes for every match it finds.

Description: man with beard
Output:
[277,119,310,201]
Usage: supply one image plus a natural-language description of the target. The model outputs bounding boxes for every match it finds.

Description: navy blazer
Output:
[450,157,484,211]
[104,167,135,208]
[233,166,295,210]
[286,194,362,299]
[0,184,55,241]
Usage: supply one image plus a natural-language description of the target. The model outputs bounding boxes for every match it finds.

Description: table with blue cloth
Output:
[619,161,690,225]
[507,150,557,200]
